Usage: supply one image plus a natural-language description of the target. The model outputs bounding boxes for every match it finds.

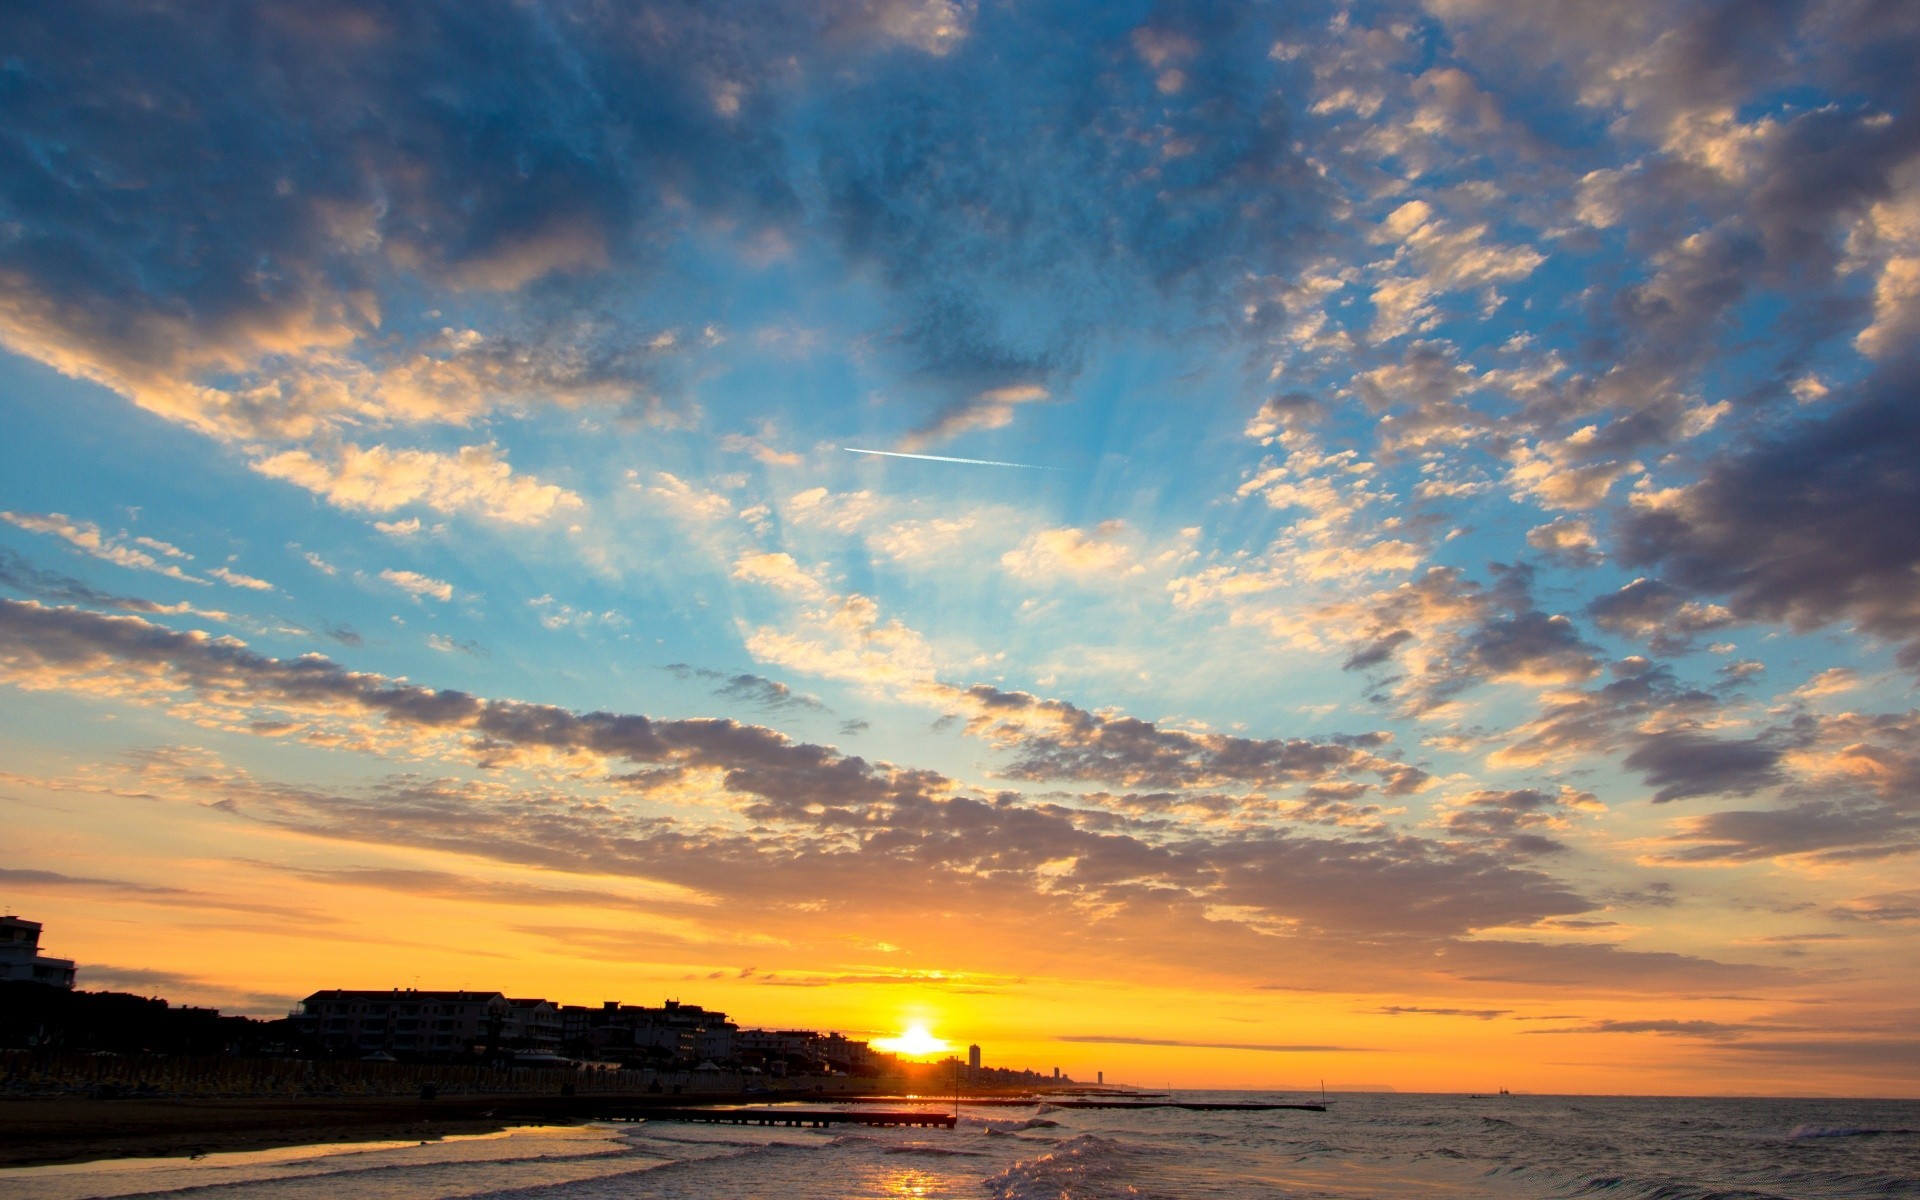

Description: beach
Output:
[4,1092,1917,1200]
[0,1094,589,1168]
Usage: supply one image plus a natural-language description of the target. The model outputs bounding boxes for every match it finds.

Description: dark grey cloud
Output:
[1525,1019,1754,1039]
[1493,656,1720,771]
[0,548,195,614]
[1653,800,1920,865]
[0,0,1348,448]
[0,0,809,436]
[1623,730,1787,804]
[816,1,1337,421]
[319,621,364,648]
[1832,890,1920,923]
[0,864,320,919]
[952,682,1427,794]
[76,965,208,993]
[0,599,1616,959]
[666,663,829,714]
[1339,564,1601,715]
[1619,360,1920,667]
[1586,577,1736,654]
[1439,786,1598,855]
[0,865,185,895]
[1377,1006,1509,1020]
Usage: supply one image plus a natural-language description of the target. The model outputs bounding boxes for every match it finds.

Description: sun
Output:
[872,1022,952,1058]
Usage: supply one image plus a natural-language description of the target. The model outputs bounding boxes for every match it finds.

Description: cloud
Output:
[639,471,733,521]
[0,600,1641,968]
[733,552,832,602]
[1587,577,1735,654]
[209,566,275,592]
[1526,1019,1753,1040]
[1056,1035,1370,1053]
[1376,1006,1509,1020]
[0,548,220,618]
[527,594,624,632]
[379,569,453,602]
[1436,785,1603,855]
[1000,521,1141,581]
[948,681,1427,795]
[667,663,830,715]
[1618,363,1920,667]
[2,512,200,583]
[1368,200,1544,339]
[427,633,484,656]
[1526,517,1602,568]
[900,383,1053,451]
[0,0,803,446]
[1832,890,1920,923]
[1623,729,1785,804]
[253,442,582,525]
[318,621,364,648]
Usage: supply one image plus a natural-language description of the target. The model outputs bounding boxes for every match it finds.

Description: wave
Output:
[963,1116,1062,1133]
[982,1134,1145,1200]
[1786,1124,1915,1140]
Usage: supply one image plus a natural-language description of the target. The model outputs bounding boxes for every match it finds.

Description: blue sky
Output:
[1,0,1918,1093]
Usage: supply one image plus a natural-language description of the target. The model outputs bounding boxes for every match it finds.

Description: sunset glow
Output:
[871,1024,953,1060]
[1,0,1918,1103]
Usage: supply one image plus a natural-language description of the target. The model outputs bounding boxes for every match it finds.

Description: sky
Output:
[1,0,1917,1097]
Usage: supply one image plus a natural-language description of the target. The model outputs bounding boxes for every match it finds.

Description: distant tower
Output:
[1052,1066,1060,1080]
[1097,1071,1104,1085]
[968,1043,981,1074]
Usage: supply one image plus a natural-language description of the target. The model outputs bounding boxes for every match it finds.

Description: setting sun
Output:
[870,1023,952,1059]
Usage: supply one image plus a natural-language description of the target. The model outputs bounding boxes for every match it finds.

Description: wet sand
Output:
[0,1094,593,1168]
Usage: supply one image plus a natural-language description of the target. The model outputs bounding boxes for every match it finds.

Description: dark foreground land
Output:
[0,1088,1110,1168]
[0,1093,609,1168]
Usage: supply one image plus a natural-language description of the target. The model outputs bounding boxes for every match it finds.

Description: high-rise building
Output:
[0,915,76,988]
[968,1043,981,1073]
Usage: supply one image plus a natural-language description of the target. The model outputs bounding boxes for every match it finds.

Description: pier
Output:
[604,1107,958,1129]
[1047,1099,1325,1112]
[806,1095,1326,1113]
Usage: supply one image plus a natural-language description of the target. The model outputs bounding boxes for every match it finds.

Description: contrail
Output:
[842,446,1054,470]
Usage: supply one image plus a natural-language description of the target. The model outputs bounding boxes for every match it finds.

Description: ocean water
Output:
[4,1092,1917,1200]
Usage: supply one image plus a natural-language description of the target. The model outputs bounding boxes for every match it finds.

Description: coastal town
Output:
[2,914,1075,1091]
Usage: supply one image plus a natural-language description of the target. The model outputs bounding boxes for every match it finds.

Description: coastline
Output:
[0,1094,596,1169]
[0,1085,1076,1169]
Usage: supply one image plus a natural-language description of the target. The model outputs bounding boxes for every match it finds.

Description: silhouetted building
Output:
[0,916,76,989]
[502,997,562,1052]
[968,1043,981,1076]
[297,989,508,1057]
[556,998,736,1066]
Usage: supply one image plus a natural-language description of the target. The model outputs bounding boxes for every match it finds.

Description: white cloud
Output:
[379,568,454,602]
[252,442,583,525]
[209,566,275,592]
[2,511,202,583]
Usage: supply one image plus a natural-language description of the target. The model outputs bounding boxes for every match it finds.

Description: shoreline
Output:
[0,1094,602,1169]
[0,1085,1084,1169]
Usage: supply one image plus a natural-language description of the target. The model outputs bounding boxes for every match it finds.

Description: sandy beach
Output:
[0,1094,594,1168]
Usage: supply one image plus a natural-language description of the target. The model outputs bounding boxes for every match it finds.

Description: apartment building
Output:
[0,915,76,989]
[297,989,509,1057]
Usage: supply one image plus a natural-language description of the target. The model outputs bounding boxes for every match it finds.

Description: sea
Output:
[4,1092,1917,1200]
